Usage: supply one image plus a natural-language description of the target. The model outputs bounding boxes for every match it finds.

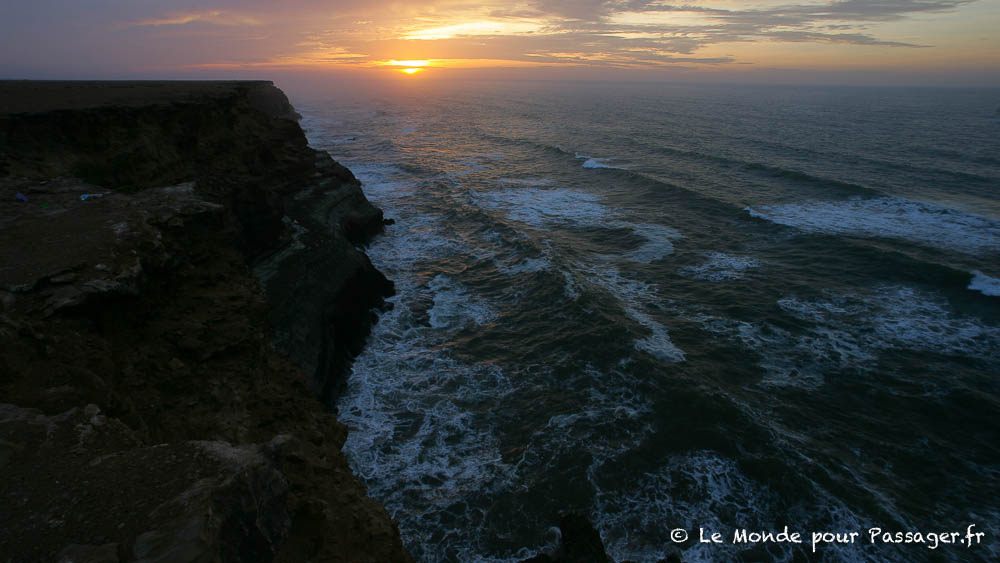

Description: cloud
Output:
[0,0,988,78]
[201,0,973,71]
[404,20,544,40]
[127,10,260,27]
[520,0,971,53]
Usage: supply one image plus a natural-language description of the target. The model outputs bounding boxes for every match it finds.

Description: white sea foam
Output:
[693,284,1000,389]
[969,270,1000,296]
[697,315,872,389]
[594,451,774,563]
[745,197,1000,254]
[621,223,682,263]
[426,275,498,329]
[865,286,999,354]
[337,162,518,558]
[478,187,686,357]
[473,188,681,266]
[779,286,1000,358]
[584,265,686,362]
[528,366,654,465]
[574,152,629,170]
[340,340,516,507]
[595,450,896,563]
[582,158,627,170]
[562,270,581,299]
[678,252,761,281]
[472,187,611,228]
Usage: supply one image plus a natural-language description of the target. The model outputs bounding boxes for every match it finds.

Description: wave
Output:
[678,252,762,282]
[594,451,777,562]
[639,133,998,196]
[581,263,685,363]
[969,271,1000,297]
[691,284,1000,390]
[471,187,611,228]
[426,275,498,329]
[745,196,1000,255]
[582,158,627,170]
[621,223,682,263]
[336,158,522,561]
[741,162,878,197]
[573,152,629,170]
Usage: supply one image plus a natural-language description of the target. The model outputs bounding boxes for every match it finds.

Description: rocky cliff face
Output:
[0,81,410,562]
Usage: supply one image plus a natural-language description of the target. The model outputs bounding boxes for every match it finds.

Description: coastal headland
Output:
[0,81,411,562]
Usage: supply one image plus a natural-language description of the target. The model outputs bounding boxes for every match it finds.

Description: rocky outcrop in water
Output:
[0,81,410,562]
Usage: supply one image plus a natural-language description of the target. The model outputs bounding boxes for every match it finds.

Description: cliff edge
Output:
[0,81,411,562]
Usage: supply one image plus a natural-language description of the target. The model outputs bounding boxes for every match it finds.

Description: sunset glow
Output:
[1,1,997,85]
[386,60,431,68]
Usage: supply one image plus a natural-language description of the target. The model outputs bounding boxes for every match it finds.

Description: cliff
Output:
[0,81,411,562]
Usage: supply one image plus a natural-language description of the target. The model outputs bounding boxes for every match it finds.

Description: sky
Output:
[1,1,998,86]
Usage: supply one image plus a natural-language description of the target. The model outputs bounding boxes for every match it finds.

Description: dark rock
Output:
[0,82,412,562]
[522,513,612,563]
[559,514,612,563]
[57,542,121,563]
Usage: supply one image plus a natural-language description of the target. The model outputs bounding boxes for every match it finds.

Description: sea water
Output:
[297,81,1000,562]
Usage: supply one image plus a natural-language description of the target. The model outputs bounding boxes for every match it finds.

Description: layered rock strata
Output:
[0,81,410,562]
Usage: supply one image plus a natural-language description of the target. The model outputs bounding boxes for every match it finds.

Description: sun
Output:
[383,59,431,75]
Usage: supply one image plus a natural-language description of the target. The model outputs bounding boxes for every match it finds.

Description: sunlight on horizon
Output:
[2,1,997,85]
[386,60,431,68]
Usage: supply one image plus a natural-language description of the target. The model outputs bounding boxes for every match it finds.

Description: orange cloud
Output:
[128,10,259,27]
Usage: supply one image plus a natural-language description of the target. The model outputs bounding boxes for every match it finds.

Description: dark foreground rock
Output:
[521,514,613,563]
[0,81,410,562]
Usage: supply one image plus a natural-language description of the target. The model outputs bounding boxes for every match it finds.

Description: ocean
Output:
[296,81,1000,562]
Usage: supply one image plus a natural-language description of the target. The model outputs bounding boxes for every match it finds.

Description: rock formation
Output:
[0,81,411,562]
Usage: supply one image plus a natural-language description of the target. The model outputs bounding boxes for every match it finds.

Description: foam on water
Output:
[524,365,655,476]
[696,315,872,389]
[594,451,776,562]
[582,158,628,170]
[472,187,611,228]
[863,286,999,355]
[575,152,628,170]
[779,286,1000,359]
[584,264,686,362]
[427,275,498,329]
[745,197,1000,254]
[562,270,581,299]
[621,223,683,263]
[693,284,1000,389]
[473,187,681,266]
[306,89,1000,562]
[335,161,525,561]
[679,252,762,281]
[496,256,553,275]
[340,338,519,557]
[968,270,1000,296]
[596,451,901,562]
